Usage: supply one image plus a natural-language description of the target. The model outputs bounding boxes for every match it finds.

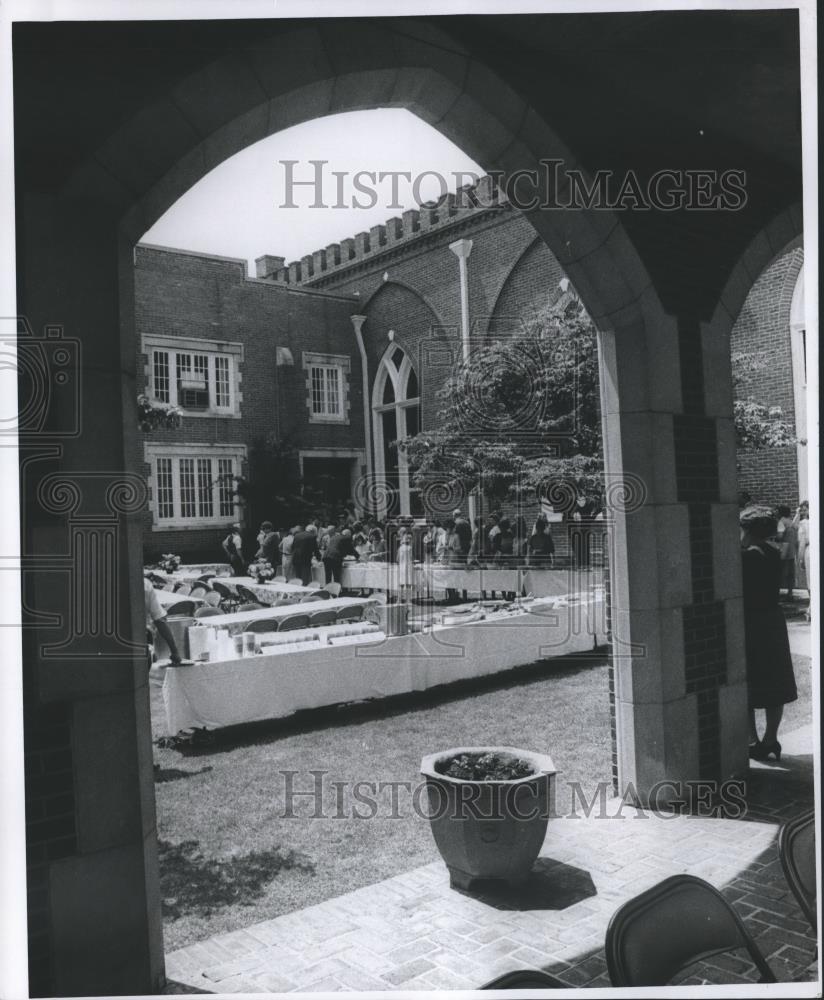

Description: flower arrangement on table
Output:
[157,553,181,575]
[248,560,276,584]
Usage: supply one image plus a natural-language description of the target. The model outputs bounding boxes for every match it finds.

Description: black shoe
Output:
[748,741,762,759]
[751,740,782,762]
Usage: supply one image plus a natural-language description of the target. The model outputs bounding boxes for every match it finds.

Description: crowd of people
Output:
[218,504,591,588]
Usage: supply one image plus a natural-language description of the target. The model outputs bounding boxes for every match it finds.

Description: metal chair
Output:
[194,606,224,619]
[188,584,209,599]
[210,580,238,609]
[173,583,192,596]
[164,600,197,617]
[203,590,222,608]
[779,810,817,932]
[236,584,260,604]
[481,970,566,989]
[308,608,338,627]
[245,618,279,633]
[162,581,175,591]
[336,605,364,623]
[323,581,342,597]
[277,613,311,632]
[236,602,265,613]
[146,572,167,587]
[605,874,776,986]
[274,598,294,607]
[309,589,331,600]
[197,573,215,583]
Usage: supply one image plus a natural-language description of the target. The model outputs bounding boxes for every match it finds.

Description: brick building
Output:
[136,178,806,561]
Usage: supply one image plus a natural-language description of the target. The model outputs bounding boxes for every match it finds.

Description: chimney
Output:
[255,254,286,280]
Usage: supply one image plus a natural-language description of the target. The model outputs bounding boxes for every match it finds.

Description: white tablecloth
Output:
[162,595,605,734]
[220,577,315,604]
[339,563,601,599]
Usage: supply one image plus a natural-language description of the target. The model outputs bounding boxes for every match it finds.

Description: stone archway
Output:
[14,14,803,996]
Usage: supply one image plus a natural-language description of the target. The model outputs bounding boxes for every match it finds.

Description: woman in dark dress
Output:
[740,505,797,761]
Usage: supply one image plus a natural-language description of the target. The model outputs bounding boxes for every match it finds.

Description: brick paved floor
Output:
[165,721,819,993]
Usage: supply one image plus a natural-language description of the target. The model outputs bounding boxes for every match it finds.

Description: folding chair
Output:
[277,613,311,632]
[605,874,776,986]
[194,606,224,619]
[188,584,209,599]
[779,810,817,931]
[210,580,239,609]
[146,572,167,587]
[245,618,279,633]
[274,598,294,607]
[203,590,222,608]
[162,580,175,591]
[481,970,566,989]
[164,600,197,618]
[323,582,342,597]
[309,589,331,600]
[236,584,260,604]
[236,602,265,613]
[197,573,216,583]
[336,605,364,623]
[173,583,192,596]
[308,608,338,627]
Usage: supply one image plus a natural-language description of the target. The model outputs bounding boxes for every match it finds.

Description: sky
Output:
[142,109,483,272]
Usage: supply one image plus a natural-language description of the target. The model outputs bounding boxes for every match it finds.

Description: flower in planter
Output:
[438,751,534,781]
[157,553,181,575]
[137,394,183,432]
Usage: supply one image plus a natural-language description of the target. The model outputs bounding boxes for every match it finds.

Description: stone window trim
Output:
[142,334,244,419]
[302,351,351,425]
[144,441,246,531]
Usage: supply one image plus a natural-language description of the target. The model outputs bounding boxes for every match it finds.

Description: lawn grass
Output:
[150,622,814,954]
[150,649,612,952]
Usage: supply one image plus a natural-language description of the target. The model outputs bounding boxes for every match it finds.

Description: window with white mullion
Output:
[196,457,213,518]
[214,355,232,409]
[152,350,171,403]
[217,457,236,517]
[179,458,196,518]
[155,456,175,519]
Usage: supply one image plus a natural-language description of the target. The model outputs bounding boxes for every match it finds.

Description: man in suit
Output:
[323,527,357,584]
[452,508,472,557]
[255,520,281,566]
[291,523,321,586]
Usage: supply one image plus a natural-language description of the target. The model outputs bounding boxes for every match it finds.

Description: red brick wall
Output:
[730,242,804,507]
[135,245,361,560]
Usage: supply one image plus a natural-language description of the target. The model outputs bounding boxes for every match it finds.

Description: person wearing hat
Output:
[222,522,245,576]
[740,505,797,761]
[292,523,321,586]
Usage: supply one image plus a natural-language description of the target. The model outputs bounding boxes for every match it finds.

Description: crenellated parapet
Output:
[256,175,509,287]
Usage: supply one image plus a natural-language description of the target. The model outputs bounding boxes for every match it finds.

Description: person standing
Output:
[397,529,414,602]
[255,520,281,566]
[527,515,555,567]
[280,525,297,579]
[221,522,245,576]
[324,527,356,584]
[452,508,472,559]
[144,577,185,667]
[740,505,797,761]
[794,501,811,617]
[775,505,798,600]
[291,524,321,586]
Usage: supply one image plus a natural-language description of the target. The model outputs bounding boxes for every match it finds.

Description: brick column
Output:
[599,308,748,805]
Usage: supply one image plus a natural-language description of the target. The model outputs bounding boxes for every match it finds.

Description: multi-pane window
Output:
[156,457,174,519]
[150,449,243,527]
[217,458,235,517]
[310,364,342,418]
[303,353,350,423]
[149,345,238,414]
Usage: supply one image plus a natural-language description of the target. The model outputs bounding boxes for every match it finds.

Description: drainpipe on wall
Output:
[351,314,372,515]
[448,238,476,526]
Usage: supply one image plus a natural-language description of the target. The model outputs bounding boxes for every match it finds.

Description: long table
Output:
[219,577,315,604]
[202,596,374,633]
[162,594,605,734]
[339,562,602,598]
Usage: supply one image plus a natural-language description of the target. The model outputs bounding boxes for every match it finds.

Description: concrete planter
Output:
[421,746,556,891]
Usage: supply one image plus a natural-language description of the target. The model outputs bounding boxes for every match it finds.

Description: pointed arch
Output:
[372,342,421,517]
